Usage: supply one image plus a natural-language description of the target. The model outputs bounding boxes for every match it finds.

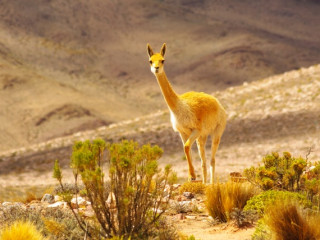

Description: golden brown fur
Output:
[147,43,226,183]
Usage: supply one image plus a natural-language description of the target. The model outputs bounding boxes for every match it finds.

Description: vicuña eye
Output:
[161,60,165,63]
[149,60,152,64]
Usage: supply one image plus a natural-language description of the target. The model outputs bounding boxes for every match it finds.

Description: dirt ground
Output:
[175,220,254,240]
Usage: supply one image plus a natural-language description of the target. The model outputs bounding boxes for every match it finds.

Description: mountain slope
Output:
[0,0,320,152]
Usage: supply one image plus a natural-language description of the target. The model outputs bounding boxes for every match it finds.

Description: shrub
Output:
[244,190,312,216]
[0,221,45,240]
[264,202,320,240]
[205,181,257,222]
[54,139,177,239]
[244,152,307,191]
[178,182,206,195]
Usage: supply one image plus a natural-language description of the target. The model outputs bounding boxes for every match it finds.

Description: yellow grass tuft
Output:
[205,181,257,222]
[0,221,45,240]
[265,202,320,240]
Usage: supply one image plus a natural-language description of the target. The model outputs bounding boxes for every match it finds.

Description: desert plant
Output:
[264,202,320,240]
[205,181,257,222]
[54,139,177,239]
[230,208,258,228]
[0,221,45,240]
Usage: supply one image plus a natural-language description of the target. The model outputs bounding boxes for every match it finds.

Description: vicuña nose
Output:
[155,66,159,70]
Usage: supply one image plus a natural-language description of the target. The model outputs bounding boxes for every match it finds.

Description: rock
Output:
[106,192,116,209]
[71,197,87,209]
[54,195,62,202]
[173,184,181,190]
[47,201,67,208]
[41,194,55,204]
[2,202,13,206]
[163,184,171,197]
[179,213,186,220]
[83,205,95,218]
[185,215,197,220]
[183,192,194,199]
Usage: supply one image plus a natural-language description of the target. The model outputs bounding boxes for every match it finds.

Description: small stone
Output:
[71,197,87,209]
[173,184,181,190]
[183,192,194,199]
[41,194,55,204]
[185,215,197,220]
[2,202,13,206]
[106,192,116,209]
[54,195,62,202]
[47,201,67,208]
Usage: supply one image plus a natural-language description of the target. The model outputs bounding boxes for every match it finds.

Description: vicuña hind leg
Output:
[196,136,208,183]
[180,130,199,181]
[210,125,224,184]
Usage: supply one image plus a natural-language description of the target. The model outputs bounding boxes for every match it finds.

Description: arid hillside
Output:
[0,64,319,187]
[0,0,320,152]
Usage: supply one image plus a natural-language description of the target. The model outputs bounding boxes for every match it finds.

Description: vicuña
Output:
[147,43,227,184]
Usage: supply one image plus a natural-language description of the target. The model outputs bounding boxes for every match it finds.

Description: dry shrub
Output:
[0,221,45,240]
[205,181,257,222]
[265,202,320,240]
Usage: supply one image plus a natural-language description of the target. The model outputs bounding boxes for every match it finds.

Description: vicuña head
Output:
[147,43,166,74]
[147,43,227,184]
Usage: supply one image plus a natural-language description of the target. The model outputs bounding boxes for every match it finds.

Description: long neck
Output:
[155,71,179,111]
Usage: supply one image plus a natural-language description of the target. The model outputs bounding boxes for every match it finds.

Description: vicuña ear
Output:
[160,43,166,56]
[147,43,154,57]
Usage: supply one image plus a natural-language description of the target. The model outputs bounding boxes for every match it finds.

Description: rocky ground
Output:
[0,183,254,240]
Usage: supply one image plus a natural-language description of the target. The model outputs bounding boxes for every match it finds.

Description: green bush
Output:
[244,190,312,216]
[244,152,307,191]
[54,139,177,239]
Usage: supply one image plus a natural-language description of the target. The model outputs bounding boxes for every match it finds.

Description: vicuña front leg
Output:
[182,130,200,181]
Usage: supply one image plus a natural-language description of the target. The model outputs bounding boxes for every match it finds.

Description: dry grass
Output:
[205,181,257,222]
[265,202,320,240]
[179,182,206,195]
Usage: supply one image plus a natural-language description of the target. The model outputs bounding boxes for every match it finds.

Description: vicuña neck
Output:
[155,71,179,111]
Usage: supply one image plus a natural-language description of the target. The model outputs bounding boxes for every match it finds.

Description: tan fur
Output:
[147,43,226,183]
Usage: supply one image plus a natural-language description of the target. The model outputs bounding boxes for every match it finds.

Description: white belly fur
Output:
[170,110,179,132]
